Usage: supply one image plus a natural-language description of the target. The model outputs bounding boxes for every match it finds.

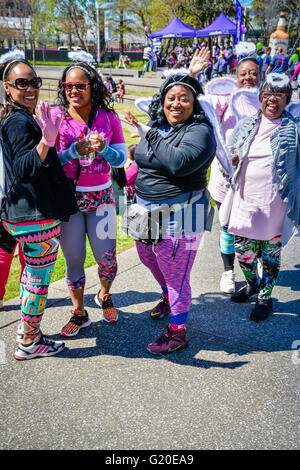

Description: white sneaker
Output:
[220,270,236,294]
[0,300,3,310]
[14,334,65,361]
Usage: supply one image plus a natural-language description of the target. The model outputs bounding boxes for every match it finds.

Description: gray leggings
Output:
[60,206,117,290]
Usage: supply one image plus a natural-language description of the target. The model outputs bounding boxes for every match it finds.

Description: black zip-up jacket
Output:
[134,117,216,201]
[0,107,77,223]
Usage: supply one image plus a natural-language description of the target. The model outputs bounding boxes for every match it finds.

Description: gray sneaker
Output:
[14,334,65,361]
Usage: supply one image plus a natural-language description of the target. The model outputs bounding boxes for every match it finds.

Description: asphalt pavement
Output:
[0,216,299,450]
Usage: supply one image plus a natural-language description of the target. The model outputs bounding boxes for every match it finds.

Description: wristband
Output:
[72,142,82,158]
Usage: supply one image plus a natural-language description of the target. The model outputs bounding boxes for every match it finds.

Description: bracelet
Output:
[72,142,82,158]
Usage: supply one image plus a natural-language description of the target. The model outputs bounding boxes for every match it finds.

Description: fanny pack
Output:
[121,192,205,246]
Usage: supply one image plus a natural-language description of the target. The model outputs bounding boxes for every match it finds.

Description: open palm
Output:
[189,47,210,78]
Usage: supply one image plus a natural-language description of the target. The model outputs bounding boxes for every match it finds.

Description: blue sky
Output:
[239,0,253,5]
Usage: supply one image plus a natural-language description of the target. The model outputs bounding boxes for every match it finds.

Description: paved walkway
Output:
[0,217,299,450]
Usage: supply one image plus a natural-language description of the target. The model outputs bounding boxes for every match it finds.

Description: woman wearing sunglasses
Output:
[51,61,127,337]
[224,73,300,321]
[0,53,78,360]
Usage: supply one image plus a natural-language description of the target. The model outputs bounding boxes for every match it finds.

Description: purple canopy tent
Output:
[149,17,200,39]
[196,13,236,37]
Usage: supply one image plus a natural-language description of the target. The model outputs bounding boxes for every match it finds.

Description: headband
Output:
[164,81,198,95]
[162,73,202,97]
[67,65,91,76]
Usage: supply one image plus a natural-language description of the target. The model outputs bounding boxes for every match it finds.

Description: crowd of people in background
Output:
[143,40,300,98]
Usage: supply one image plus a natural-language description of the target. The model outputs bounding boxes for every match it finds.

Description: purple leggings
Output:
[136,232,204,325]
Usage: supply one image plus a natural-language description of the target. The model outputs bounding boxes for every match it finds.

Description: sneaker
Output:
[0,299,3,310]
[231,284,259,303]
[250,298,273,322]
[61,309,91,337]
[147,326,189,355]
[14,334,65,361]
[94,292,118,323]
[16,325,24,345]
[150,296,171,320]
[220,270,235,294]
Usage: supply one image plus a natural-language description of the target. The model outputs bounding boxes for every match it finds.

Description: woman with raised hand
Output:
[225,73,300,321]
[125,73,216,355]
[0,50,78,360]
[52,57,127,337]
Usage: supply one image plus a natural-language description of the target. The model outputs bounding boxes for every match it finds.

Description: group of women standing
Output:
[0,47,299,361]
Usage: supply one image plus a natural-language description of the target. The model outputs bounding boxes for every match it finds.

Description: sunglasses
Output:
[6,77,42,90]
[261,92,287,100]
[62,82,90,91]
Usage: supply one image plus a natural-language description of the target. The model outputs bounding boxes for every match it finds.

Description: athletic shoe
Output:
[61,309,91,337]
[94,292,118,323]
[231,284,259,303]
[220,270,235,294]
[147,326,189,355]
[150,296,171,320]
[250,298,273,322]
[16,325,24,345]
[0,299,3,310]
[14,334,65,361]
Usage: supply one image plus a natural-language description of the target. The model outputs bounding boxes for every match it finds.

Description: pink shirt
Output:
[52,107,125,190]
[228,115,288,240]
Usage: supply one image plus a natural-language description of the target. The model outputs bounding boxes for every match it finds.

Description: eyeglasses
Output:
[261,92,287,100]
[62,82,90,91]
[6,77,42,90]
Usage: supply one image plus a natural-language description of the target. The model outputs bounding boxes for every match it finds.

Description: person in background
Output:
[0,244,25,310]
[266,47,289,74]
[124,144,138,202]
[288,53,299,77]
[261,47,271,81]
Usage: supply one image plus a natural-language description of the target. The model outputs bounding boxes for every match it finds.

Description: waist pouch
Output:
[121,192,206,246]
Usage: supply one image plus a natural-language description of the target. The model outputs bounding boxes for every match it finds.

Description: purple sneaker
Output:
[150,296,171,320]
[147,326,189,355]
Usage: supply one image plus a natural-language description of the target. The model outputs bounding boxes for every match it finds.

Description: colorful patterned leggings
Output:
[136,232,204,326]
[2,220,60,338]
[234,235,282,299]
[60,206,117,290]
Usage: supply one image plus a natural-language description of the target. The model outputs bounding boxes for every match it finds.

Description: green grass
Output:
[30,60,144,70]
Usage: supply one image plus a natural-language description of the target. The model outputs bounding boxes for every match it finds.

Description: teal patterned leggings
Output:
[234,235,282,299]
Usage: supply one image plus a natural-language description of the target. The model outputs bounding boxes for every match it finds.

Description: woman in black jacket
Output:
[0,55,78,360]
[125,73,216,355]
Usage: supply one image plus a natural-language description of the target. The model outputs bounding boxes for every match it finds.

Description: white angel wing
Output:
[68,50,94,63]
[162,68,189,79]
[286,101,300,118]
[0,47,25,64]
[204,76,238,96]
[230,87,260,120]
[198,95,233,176]
[135,97,153,115]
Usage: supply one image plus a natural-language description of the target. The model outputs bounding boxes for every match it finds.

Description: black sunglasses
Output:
[6,77,42,90]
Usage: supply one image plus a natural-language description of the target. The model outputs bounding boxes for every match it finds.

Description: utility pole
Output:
[95,1,101,63]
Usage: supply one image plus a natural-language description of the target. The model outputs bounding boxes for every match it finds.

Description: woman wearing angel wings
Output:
[189,43,262,295]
